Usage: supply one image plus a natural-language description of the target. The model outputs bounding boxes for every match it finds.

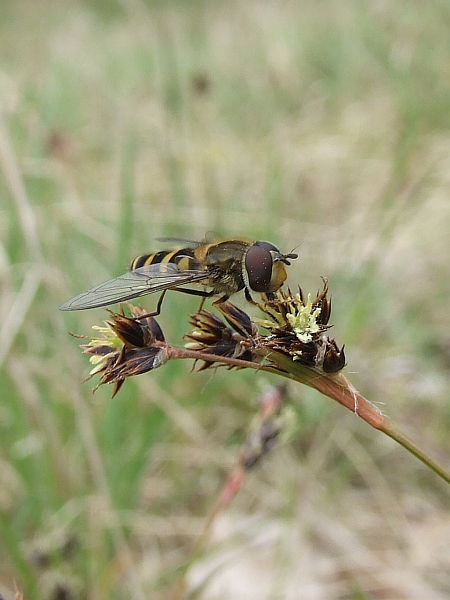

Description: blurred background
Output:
[1,0,450,598]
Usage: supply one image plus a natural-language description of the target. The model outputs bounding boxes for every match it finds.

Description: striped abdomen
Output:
[130,248,200,272]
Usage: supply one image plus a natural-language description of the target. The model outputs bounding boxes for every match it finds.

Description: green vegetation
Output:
[1,1,450,598]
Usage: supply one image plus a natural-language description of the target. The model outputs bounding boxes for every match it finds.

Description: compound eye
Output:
[245,243,273,292]
[255,241,278,253]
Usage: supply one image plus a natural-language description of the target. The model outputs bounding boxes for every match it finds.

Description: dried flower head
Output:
[256,281,345,374]
[184,302,259,370]
[241,385,294,469]
[80,305,168,396]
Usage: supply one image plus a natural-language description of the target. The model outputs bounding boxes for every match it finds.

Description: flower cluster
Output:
[79,281,345,394]
[257,282,346,373]
[184,302,259,370]
[79,306,169,396]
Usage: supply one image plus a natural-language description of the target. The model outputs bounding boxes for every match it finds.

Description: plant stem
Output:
[170,346,450,486]
[264,350,450,485]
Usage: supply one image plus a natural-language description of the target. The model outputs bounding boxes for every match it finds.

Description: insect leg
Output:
[174,288,215,298]
[133,288,215,320]
[133,289,168,320]
[243,287,267,312]
[244,287,257,305]
[170,288,215,312]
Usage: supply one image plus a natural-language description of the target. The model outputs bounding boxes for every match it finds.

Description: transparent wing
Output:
[155,237,203,247]
[59,263,209,311]
[155,232,220,246]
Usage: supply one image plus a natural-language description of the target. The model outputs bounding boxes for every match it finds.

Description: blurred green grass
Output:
[1,0,450,598]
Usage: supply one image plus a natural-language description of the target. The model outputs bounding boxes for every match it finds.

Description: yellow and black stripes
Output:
[60,237,297,312]
[130,248,198,271]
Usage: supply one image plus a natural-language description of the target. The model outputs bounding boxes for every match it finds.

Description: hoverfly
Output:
[59,237,298,314]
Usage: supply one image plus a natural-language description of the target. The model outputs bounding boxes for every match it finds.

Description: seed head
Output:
[79,306,168,396]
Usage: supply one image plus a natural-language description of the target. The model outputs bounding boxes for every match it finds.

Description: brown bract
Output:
[80,306,169,397]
